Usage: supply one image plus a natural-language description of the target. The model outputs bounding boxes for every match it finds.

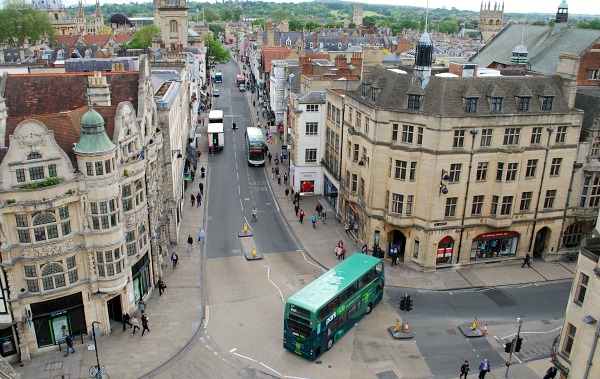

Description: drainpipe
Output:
[556,155,583,257]
[456,128,478,264]
[583,317,600,379]
[528,127,554,252]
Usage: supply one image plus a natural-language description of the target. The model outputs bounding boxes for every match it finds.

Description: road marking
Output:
[259,362,282,376]
[516,284,533,288]
[229,347,236,353]
[299,250,327,272]
[232,352,257,362]
[204,305,209,327]
[263,265,285,303]
[283,376,312,379]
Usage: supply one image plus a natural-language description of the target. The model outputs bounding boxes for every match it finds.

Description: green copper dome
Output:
[74,106,116,154]
[558,1,568,9]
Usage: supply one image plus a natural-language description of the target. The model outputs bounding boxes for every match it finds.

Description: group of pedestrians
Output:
[122,310,151,336]
[458,359,557,379]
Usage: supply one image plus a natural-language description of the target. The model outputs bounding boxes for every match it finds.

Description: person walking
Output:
[283,172,288,185]
[478,359,490,379]
[345,221,351,234]
[299,209,305,223]
[187,235,193,252]
[122,311,132,331]
[460,360,470,379]
[268,153,272,164]
[157,278,166,296]
[63,333,75,356]
[391,249,398,266]
[542,366,558,379]
[522,252,532,268]
[198,228,205,244]
[197,193,202,207]
[294,202,299,216]
[285,188,290,197]
[338,247,346,260]
[277,174,281,185]
[141,314,151,336]
[130,315,140,335]
[199,182,204,196]
[311,214,318,228]
[171,252,179,269]
[190,194,195,207]
[271,167,275,179]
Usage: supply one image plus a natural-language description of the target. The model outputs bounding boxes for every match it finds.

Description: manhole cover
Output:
[447,329,457,335]
[375,371,398,379]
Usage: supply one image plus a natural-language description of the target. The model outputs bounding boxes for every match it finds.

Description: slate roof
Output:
[261,47,294,73]
[287,67,302,95]
[471,24,600,75]
[1,72,139,117]
[298,91,326,104]
[263,31,304,46]
[348,66,571,116]
[575,89,600,137]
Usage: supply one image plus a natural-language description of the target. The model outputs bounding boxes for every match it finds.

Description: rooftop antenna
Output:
[425,0,429,33]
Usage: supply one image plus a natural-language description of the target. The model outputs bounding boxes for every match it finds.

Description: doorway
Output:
[533,227,551,259]
[387,230,407,262]
[107,295,122,329]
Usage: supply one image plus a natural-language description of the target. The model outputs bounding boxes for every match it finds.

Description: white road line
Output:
[204,305,209,327]
[263,265,285,303]
[299,250,327,272]
[517,284,533,288]
[239,198,243,212]
[232,352,257,362]
[283,376,312,379]
[236,172,239,181]
[229,347,237,353]
[259,362,282,376]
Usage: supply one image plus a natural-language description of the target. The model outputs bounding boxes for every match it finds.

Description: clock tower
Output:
[154,0,189,50]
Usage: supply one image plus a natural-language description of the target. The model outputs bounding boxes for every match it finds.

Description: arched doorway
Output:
[387,230,407,262]
[437,236,454,265]
[533,227,551,259]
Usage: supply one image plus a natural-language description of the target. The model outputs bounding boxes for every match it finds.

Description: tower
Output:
[479,1,504,42]
[510,24,529,69]
[353,4,363,27]
[153,0,189,50]
[413,31,433,89]
[94,0,103,34]
[554,1,569,33]
[76,0,86,35]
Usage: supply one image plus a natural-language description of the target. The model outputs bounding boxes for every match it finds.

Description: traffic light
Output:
[514,337,523,352]
[399,295,406,311]
[504,341,512,353]
[406,295,414,312]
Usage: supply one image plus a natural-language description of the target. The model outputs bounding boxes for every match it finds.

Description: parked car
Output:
[212,89,220,97]
[239,86,245,92]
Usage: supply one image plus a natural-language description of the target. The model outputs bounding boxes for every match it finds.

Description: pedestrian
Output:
[275,166,279,175]
[345,221,351,234]
[122,311,132,331]
[157,278,166,296]
[190,194,195,207]
[271,167,275,179]
[294,203,299,216]
[171,252,179,269]
[63,333,75,356]
[187,234,193,252]
[460,360,470,379]
[268,152,272,164]
[478,359,490,379]
[522,252,532,268]
[294,192,300,203]
[197,193,202,207]
[311,214,318,228]
[131,316,140,335]
[199,182,204,195]
[284,173,288,185]
[141,314,151,336]
[391,249,398,266]
[285,188,289,197]
[315,203,323,217]
[253,100,256,107]
[277,174,281,185]
[299,209,305,223]
[198,228,205,244]
[542,366,558,379]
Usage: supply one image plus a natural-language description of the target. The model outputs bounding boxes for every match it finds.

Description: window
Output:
[525,159,537,178]
[29,166,44,180]
[90,199,119,230]
[590,176,600,207]
[306,104,319,112]
[16,168,25,182]
[589,69,600,80]
[86,162,94,176]
[364,118,369,134]
[305,122,318,135]
[392,124,399,141]
[563,223,584,248]
[33,213,59,242]
[449,163,461,182]
[327,102,332,119]
[506,163,518,182]
[491,195,499,215]
[453,130,465,148]
[66,255,78,283]
[531,127,542,144]
[471,195,484,215]
[305,149,317,163]
[169,20,178,33]
[555,126,567,143]
[503,128,520,145]
[406,195,413,215]
[496,163,504,181]
[581,177,590,207]
[355,111,361,129]
[391,193,403,214]
[370,88,377,102]
[490,97,503,112]
[361,83,367,97]
[48,164,57,177]
[104,159,112,174]
[417,127,423,145]
[122,184,133,212]
[520,192,532,211]
[591,141,599,157]
[544,190,556,209]
[359,177,365,197]
[575,273,589,304]
[476,162,488,181]
[550,158,562,176]
[465,98,478,113]
[501,196,513,215]
[402,125,414,143]
[445,197,457,217]
[562,324,576,357]
[351,174,357,193]
[409,162,417,181]
[126,230,136,256]
[336,108,341,125]
[95,161,104,175]
[394,160,407,180]
[24,265,39,292]
[541,96,554,111]
[348,107,353,123]
[27,152,42,160]
[517,97,530,111]
[353,144,359,161]
[480,128,492,147]
[59,206,71,236]
[41,263,66,291]
[407,95,422,110]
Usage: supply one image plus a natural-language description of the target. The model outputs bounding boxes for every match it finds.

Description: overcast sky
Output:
[61,1,600,16]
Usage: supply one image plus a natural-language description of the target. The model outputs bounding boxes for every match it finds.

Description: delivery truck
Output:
[207,123,224,152]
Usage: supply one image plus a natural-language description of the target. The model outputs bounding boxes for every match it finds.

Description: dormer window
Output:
[407,95,422,110]
[361,83,367,97]
[490,97,503,112]
[541,96,554,111]
[338,43,342,49]
[370,88,377,102]
[465,98,478,113]
[517,96,530,111]
[309,42,314,49]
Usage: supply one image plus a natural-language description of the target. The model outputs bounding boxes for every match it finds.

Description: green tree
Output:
[203,7,219,22]
[288,18,304,31]
[362,16,377,29]
[251,19,265,29]
[220,7,234,22]
[304,21,321,32]
[578,19,600,30]
[270,8,288,23]
[0,1,53,46]
[432,20,459,34]
[206,35,230,68]
[324,22,344,28]
[209,24,225,35]
[348,22,356,28]
[126,24,160,49]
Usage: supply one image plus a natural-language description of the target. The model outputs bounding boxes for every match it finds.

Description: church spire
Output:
[413,0,433,88]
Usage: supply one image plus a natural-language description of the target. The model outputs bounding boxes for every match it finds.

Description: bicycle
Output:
[90,365,109,379]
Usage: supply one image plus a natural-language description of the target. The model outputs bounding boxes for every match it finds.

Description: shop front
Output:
[30,292,87,348]
[323,174,338,211]
[436,236,454,265]
[345,202,361,237]
[131,253,151,304]
[298,171,316,194]
[470,231,519,261]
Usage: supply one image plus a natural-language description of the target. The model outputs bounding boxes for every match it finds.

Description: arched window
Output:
[563,223,584,247]
[27,152,42,160]
[170,20,178,33]
[33,213,59,242]
[41,263,66,290]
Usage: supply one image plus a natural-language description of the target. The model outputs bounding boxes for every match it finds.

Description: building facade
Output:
[153,0,189,49]
[33,0,104,37]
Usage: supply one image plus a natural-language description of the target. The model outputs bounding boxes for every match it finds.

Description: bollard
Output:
[471,317,478,331]
[395,319,400,333]
[483,324,487,335]
[404,322,409,333]
[252,247,257,256]
[243,222,248,233]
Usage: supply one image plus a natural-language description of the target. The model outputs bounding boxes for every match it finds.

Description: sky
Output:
[59,1,600,16]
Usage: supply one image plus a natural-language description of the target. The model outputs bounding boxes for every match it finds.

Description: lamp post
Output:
[456,128,478,263]
[91,321,102,378]
[504,317,523,378]
[439,169,450,195]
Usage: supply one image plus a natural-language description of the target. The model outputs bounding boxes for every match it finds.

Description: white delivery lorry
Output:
[207,123,224,152]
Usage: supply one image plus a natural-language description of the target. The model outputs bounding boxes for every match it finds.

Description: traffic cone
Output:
[404,322,409,333]
[483,324,487,335]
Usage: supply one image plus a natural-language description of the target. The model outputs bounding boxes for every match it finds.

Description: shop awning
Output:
[186,144,198,169]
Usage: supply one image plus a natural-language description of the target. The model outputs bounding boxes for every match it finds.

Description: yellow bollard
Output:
[395,319,400,333]
[471,317,478,330]
[252,246,257,256]
[243,222,248,233]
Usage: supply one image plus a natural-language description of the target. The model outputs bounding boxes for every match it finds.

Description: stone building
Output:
[336,28,587,270]
[353,4,363,28]
[153,0,189,50]
[478,1,504,43]
[32,0,104,37]
[0,56,169,360]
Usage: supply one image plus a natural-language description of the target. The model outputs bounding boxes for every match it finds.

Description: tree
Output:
[348,22,356,28]
[0,1,53,47]
[220,7,234,22]
[126,24,160,49]
[206,35,230,68]
[203,7,219,22]
[209,24,225,35]
[270,8,288,23]
[288,18,304,31]
[432,20,459,34]
[97,25,113,35]
[362,16,377,29]
[304,21,321,32]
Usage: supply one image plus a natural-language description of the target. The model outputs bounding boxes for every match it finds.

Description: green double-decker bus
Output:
[283,253,384,360]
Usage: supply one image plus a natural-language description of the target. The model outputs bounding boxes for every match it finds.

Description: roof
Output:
[298,91,326,104]
[286,253,381,312]
[261,47,294,73]
[207,123,223,133]
[113,34,132,44]
[74,106,116,154]
[471,23,600,75]
[82,35,112,47]
[54,35,81,48]
[2,72,139,117]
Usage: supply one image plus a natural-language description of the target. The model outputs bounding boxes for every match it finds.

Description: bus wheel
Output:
[365,303,373,314]
[326,337,334,351]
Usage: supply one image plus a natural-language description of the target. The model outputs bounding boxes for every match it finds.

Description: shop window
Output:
[575,273,589,305]
[562,324,576,357]
[471,232,518,260]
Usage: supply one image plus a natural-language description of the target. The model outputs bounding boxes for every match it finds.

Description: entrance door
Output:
[533,227,551,259]
[107,295,122,323]
[388,231,407,262]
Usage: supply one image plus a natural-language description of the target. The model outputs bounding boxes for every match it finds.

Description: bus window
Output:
[358,275,366,288]
[339,289,349,303]
[328,298,338,313]
[347,282,359,297]
[338,312,348,325]
[327,320,338,337]
[367,268,377,279]
[317,307,328,321]
[376,262,383,275]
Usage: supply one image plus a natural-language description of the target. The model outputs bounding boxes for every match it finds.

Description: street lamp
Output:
[439,169,450,195]
[91,321,102,378]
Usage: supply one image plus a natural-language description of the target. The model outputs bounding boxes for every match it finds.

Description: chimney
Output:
[342,33,347,45]
[313,34,318,48]
[351,52,362,69]
[335,54,346,67]
[302,58,313,75]
[87,71,112,106]
[556,52,580,109]
[370,34,375,45]
[266,22,275,47]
